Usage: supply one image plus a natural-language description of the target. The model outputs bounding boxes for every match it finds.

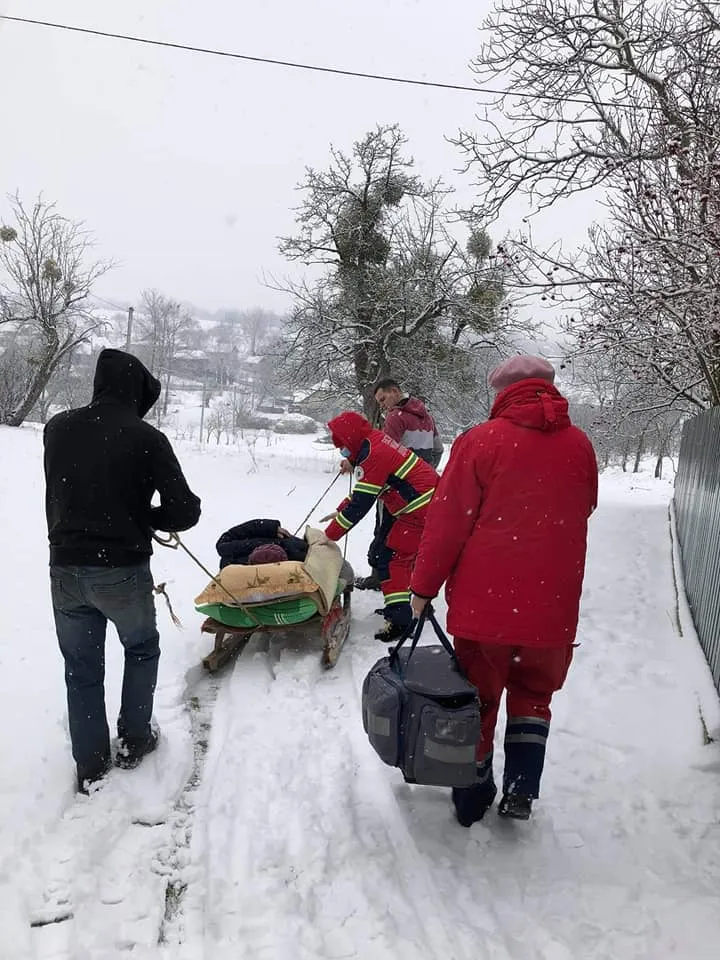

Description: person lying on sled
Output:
[321,411,439,642]
[215,519,307,569]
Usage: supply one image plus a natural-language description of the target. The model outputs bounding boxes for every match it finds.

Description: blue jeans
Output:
[50,562,160,779]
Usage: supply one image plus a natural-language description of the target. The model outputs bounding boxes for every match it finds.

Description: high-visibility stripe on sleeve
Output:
[354,481,383,495]
[394,452,419,480]
[384,591,411,606]
[335,512,354,531]
[393,487,435,516]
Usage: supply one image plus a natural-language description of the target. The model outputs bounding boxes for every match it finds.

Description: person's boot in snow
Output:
[452,754,497,827]
[452,781,498,827]
[76,756,112,795]
[115,728,159,770]
[374,619,408,643]
[355,571,382,591]
[497,793,533,820]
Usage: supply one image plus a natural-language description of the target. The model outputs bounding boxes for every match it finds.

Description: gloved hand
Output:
[319,511,338,523]
[339,459,353,475]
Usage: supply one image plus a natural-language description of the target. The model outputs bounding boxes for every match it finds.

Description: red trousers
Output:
[454,639,573,762]
[381,552,414,603]
[378,518,423,626]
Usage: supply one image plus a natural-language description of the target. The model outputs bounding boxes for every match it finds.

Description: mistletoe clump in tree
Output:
[277,124,512,421]
[0,194,109,425]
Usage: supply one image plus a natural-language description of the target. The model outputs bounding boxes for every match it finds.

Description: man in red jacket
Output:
[410,356,597,825]
[355,379,444,592]
[323,411,439,641]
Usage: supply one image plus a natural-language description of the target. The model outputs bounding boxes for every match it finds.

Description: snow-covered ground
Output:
[1,426,719,960]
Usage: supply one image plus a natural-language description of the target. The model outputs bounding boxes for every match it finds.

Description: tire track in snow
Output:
[19,682,198,959]
[343,645,503,960]
[180,621,496,960]
[156,671,220,948]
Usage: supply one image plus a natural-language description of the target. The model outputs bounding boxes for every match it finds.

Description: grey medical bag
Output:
[361,610,481,787]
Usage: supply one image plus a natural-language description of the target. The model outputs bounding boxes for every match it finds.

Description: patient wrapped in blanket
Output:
[195,521,352,629]
[216,519,308,568]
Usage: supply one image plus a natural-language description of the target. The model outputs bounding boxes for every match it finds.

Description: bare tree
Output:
[32,348,84,423]
[0,195,109,425]
[136,290,198,416]
[565,349,688,471]
[456,0,720,408]
[204,402,233,444]
[238,308,283,356]
[0,339,32,423]
[277,124,513,419]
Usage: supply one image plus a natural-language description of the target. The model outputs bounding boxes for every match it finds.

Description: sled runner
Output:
[194,526,353,672]
[200,581,352,672]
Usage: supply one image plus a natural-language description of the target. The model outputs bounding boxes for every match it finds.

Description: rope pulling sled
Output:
[151,473,354,672]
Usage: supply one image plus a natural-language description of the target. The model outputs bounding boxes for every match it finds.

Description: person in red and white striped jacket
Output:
[374,378,443,468]
[322,411,438,642]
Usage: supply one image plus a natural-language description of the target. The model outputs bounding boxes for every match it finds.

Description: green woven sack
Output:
[196,593,321,628]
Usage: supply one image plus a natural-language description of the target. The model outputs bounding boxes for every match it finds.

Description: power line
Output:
[93,294,130,312]
[0,13,647,108]
[1,15,486,94]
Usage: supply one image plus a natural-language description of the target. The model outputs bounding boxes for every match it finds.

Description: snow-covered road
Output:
[2,427,719,959]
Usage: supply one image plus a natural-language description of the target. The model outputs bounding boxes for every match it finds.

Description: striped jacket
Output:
[383,395,443,467]
[324,425,439,543]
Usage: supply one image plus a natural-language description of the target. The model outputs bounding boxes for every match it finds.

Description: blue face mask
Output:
[340,447,352,459]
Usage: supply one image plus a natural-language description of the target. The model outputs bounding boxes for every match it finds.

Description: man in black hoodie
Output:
[44,349,201,793]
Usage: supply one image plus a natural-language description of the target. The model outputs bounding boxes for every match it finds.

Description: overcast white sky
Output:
[0,0,594,315]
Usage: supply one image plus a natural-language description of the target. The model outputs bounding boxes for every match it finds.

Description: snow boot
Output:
[452,781,498,828]
[374,620,408,643]
[76,756,112,795]
[497,793,533,821]
[355,572,382,591]
[115,729,159,770]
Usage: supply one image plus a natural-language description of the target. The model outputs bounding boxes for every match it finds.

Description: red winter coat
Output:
[410,379,598,647]
[324,412,438,552]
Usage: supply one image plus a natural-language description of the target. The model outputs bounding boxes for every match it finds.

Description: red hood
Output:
[327,412,373,458]
[490,379,571,432]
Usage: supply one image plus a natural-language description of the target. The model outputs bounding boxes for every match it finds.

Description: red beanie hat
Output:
[248,544,288,565]
[488,355,556,392]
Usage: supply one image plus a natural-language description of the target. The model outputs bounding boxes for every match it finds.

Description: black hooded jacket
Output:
[43,349,201,566]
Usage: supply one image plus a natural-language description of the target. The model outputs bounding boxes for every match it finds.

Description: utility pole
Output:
[199,373,208,444]
[125,306,134,351]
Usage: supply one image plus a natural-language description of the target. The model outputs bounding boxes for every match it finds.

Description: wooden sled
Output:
[200,584,353,673]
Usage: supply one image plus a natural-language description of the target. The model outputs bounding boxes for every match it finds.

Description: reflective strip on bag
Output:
[423,739,477,765]
[366,713,391,738]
